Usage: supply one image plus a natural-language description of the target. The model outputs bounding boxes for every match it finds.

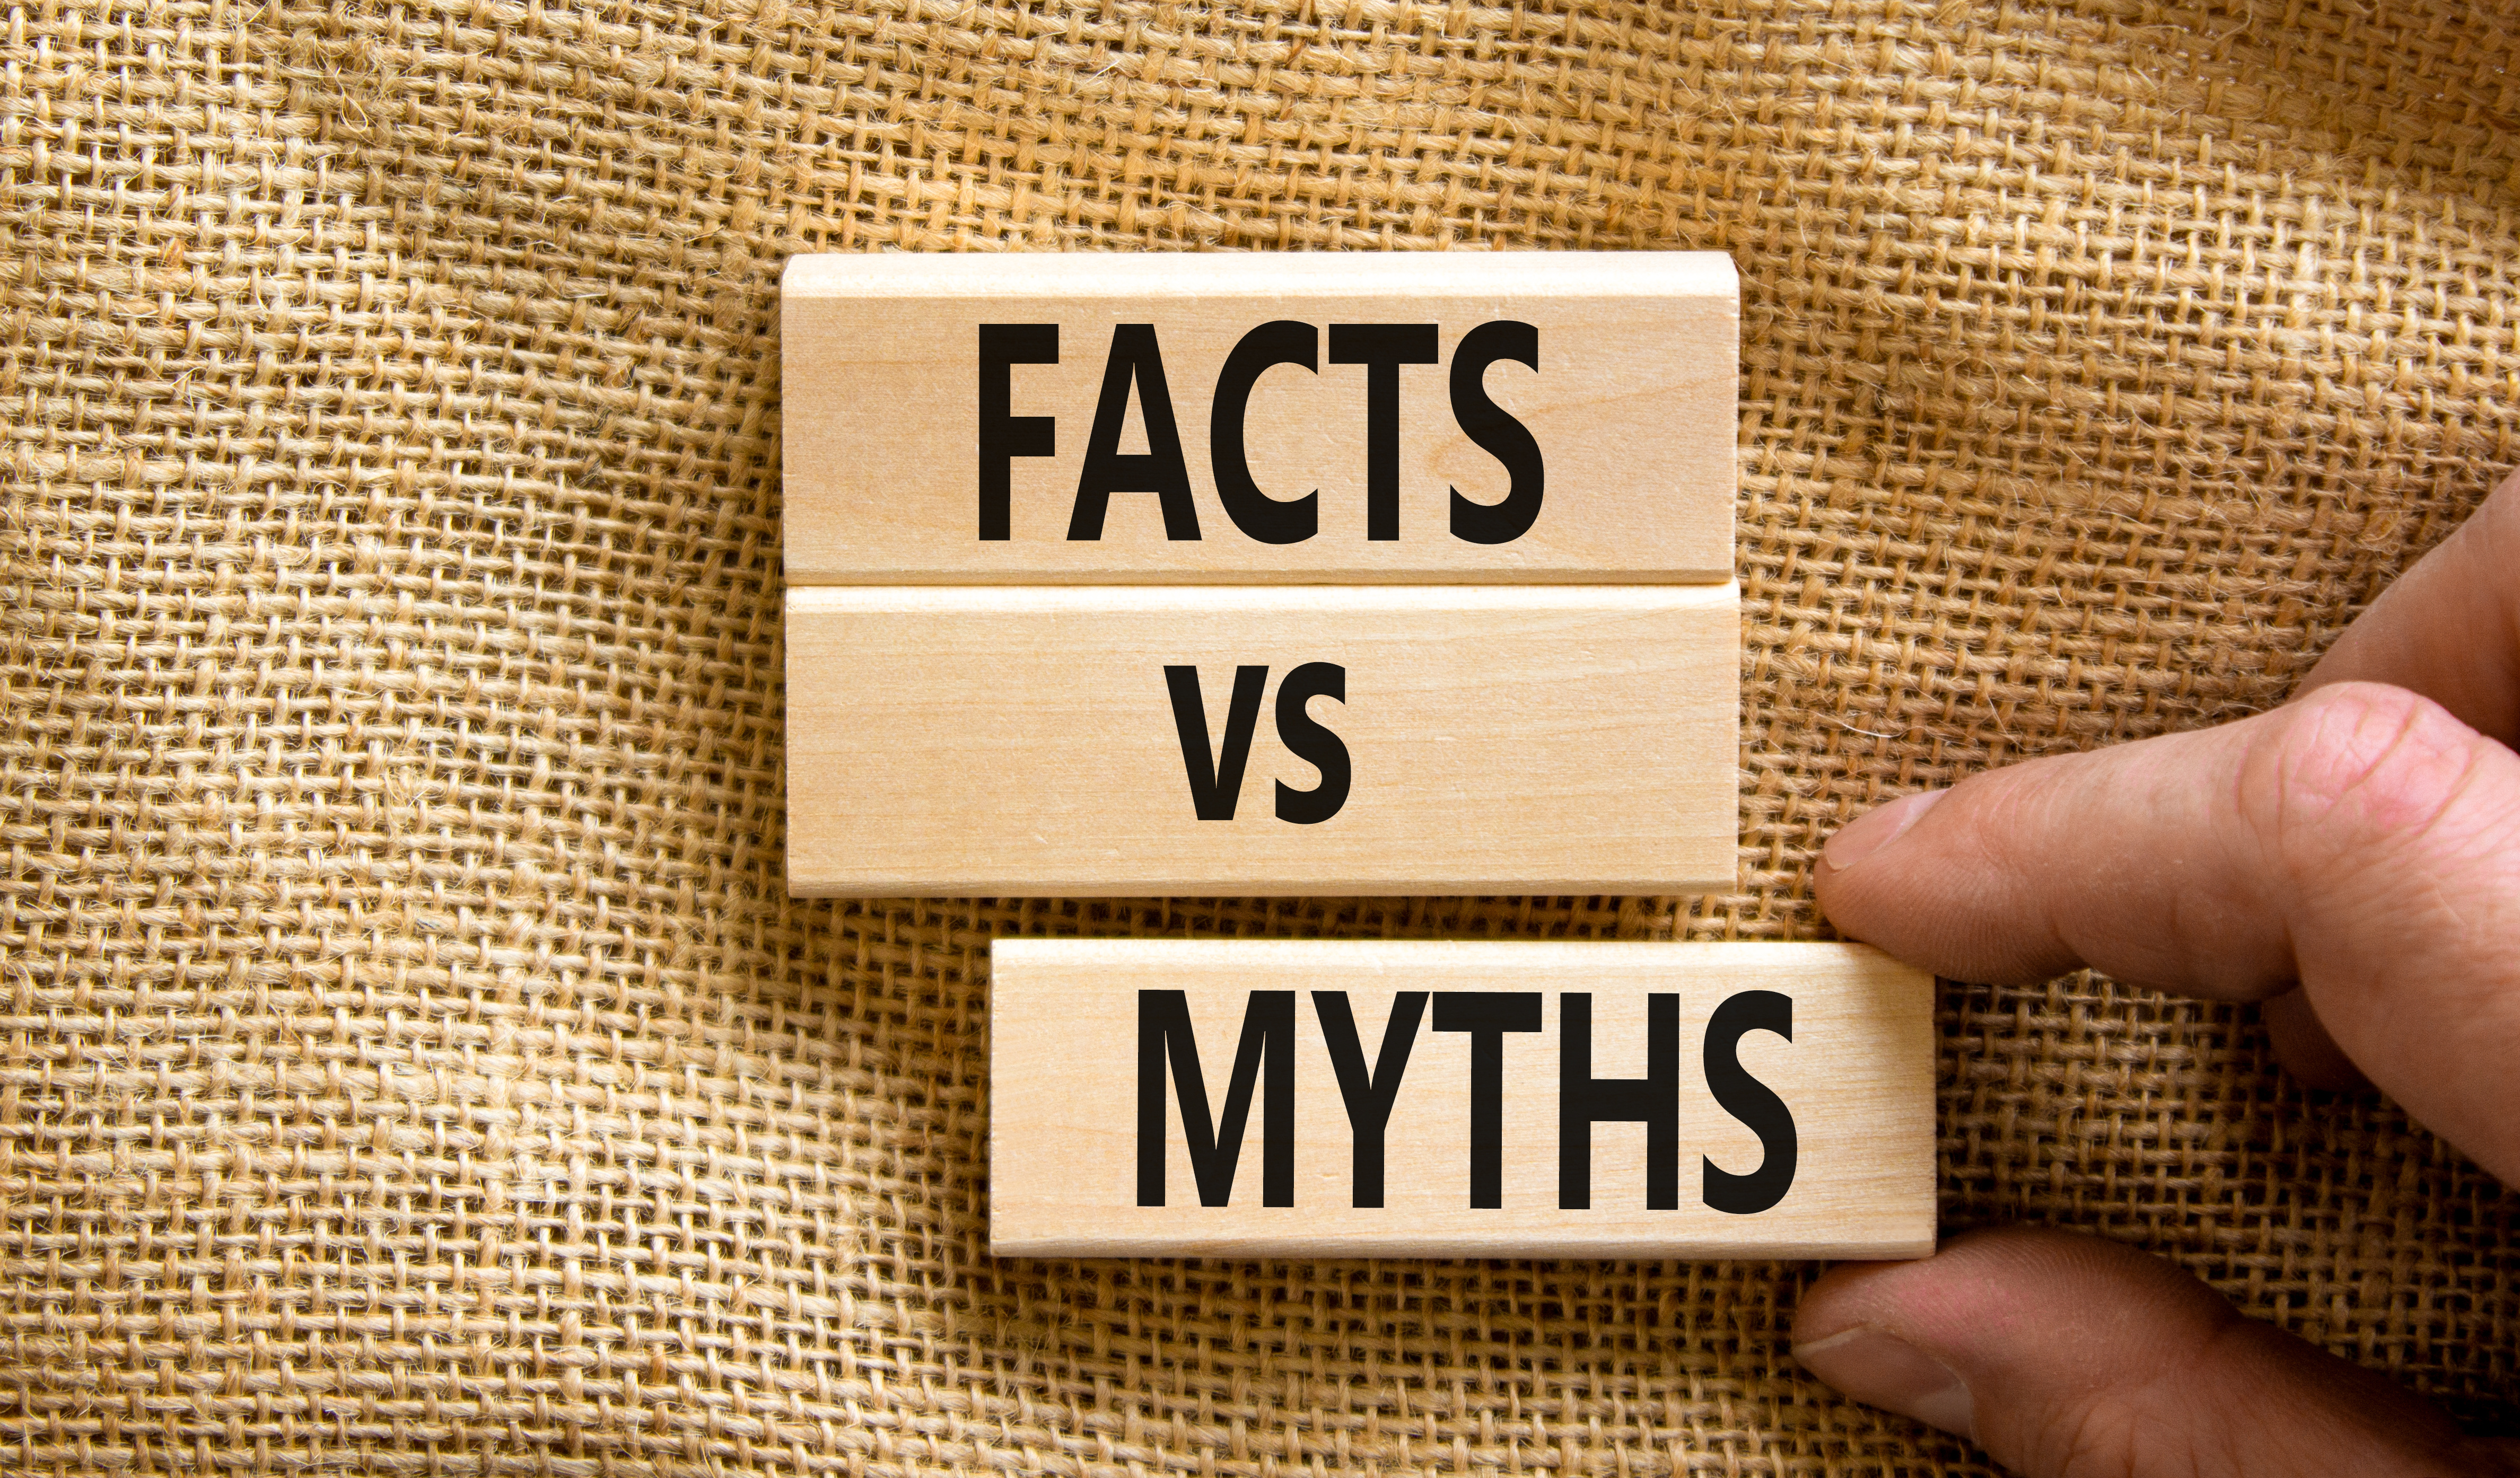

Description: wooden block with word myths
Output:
[782,252,1737,585]
[988,939,1935,1258]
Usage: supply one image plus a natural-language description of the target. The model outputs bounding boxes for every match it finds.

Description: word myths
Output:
[1141,989,1798,1215]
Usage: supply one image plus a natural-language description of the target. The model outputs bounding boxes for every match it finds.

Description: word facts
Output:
[782,251,1737,584]
[991,939,1936,1259]
[979,319,1543,547]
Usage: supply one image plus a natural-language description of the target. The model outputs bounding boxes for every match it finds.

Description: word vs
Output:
[979,321,1544,545]
[1164,663,1347,824]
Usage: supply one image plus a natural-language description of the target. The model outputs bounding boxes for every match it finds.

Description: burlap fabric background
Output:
[3,0,2517,1471]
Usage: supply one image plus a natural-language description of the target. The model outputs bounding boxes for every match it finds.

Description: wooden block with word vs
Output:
[988,939,1935,1259]
[782,252,1737,585]
[783,583,1738,897]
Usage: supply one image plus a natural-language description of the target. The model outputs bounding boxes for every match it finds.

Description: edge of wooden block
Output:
[782,249,1739,300]
[785,579,1742,615]
[985,1233,1939,1260]
[991,937,1877,967]
[784,566,1742,587]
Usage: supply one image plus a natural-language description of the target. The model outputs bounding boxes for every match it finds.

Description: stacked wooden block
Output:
[778,254,1935,1257]
[780,252,1742,896]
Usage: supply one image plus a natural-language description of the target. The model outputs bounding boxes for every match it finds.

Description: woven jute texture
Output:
[4,0,2518,1471]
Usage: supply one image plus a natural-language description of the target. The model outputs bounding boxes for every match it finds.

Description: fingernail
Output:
[1821,789,1946,874]
[1795,1326,1974,1438]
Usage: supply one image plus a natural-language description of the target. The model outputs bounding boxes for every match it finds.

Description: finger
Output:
[2299,469,2520,745]
[2258,987,2368,1092]
[2238,473,2516,1089]
[1792,1228,2516,1478]
[1815,681,2520,1183]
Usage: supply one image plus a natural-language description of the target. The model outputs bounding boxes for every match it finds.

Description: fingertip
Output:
[1812,786,1967,955]
[1813,778,2082,987]
[1789,1255,1918,1349]
[1790,1229,2473,1478]
[1792,1255,1978,1440]
[1793,1229,2130,1356]
[1792,1324,1974,1440]
[1817,788,1948,879]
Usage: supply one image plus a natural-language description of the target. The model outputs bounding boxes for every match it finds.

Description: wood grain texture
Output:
[989,940,1935,1259]
[784,584,1738,896]
[782,252,1737,584]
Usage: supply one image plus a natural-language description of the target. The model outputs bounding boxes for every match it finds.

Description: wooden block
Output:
[989,939,1936,1259]
[784,584,1738,896]
[782,252,1736,585]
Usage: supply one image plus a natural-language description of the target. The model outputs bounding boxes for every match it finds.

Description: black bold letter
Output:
[1447,320,1544,544]
[1702,990,1797,1215]
[1072,324,1201,541]
[1312,991,1426,1207]
[978,324,1057,540]
[1212,321,1320,544]
[1431,992,1543,1208]
[1137,990,1296,1207]
[1273,662,1350,824]
[1559,993,1679,1210]
[1328,324,1439,540]
[1165,665,1268,821]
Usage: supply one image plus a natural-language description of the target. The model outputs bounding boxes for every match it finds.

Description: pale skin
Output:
[1795,472,2520,1475]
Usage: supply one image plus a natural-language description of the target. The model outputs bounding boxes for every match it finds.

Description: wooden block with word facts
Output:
[989,939,1935,1259]
[782,252,1737,585]
[784,583,1738,897]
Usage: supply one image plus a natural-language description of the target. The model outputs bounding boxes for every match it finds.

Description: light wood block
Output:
[782,252,1736,585]
[784,584,1738,896]
[989,939,1936,1259]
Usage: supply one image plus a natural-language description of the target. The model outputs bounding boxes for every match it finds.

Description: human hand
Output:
[1792,477,2520,1475]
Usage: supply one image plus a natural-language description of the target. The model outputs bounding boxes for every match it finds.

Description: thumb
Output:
[1791,1229,2518,1477]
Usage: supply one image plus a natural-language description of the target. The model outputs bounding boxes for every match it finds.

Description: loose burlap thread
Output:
[2,0,2516,1471]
